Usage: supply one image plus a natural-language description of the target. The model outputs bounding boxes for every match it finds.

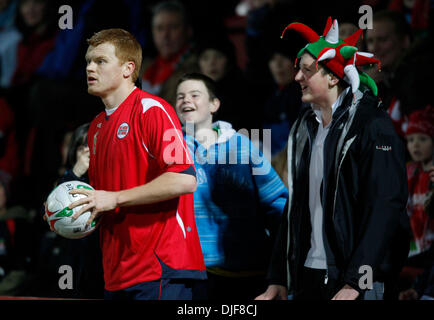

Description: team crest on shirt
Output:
[117,122,129,139]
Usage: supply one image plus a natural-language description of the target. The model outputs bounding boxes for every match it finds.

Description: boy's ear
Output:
[210,98,220,114]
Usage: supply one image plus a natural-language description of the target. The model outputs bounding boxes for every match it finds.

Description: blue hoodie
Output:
[184,121,288,273]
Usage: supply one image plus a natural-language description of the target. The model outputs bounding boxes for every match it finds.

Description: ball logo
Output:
[117,122,129,139]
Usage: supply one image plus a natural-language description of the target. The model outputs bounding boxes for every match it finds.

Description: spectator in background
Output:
[388,0,430,39]
[399,245,434,300]
[365,10,412,137]
[175,73,288,300]
[0,97,19,180]
[141,1,199,106]
[262,41,302,156]
[400,106,434,290]
[400,163,434,300]
[0,0,21,88]
[58,123,90,185]
[244,0,307,128]
[426,163,434,219]
[31,123,101,299]
[197,36,252,130]
[365,10,411,97]
[10,0,58,87]
[47,122,103,299]
[388,23,434,139]
[62,123,104,299]
[5,0,58,160]
[0,168,35,296]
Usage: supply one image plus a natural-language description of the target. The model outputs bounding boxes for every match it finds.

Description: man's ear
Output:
[210,98,220,114]
[328,73,340,88]
[123,61,135,79]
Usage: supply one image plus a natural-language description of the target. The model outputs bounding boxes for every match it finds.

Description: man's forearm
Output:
[116,171,197,207]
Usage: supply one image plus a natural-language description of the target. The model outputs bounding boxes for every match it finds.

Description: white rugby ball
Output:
[44,180,99,239]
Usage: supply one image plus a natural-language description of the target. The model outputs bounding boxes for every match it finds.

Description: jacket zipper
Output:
[322,107,350,285]
[332,136,357,221]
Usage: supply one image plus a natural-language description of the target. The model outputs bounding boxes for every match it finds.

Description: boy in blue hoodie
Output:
[175,73,288,300]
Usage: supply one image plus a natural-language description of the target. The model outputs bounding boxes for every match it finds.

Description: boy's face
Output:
[294,53,330,106]
[175,80,219,127]
[268,53,295,86]
[85,42,125,98]
[407,133,433,163]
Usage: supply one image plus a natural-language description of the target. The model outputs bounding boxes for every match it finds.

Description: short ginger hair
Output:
[87,28,142,82]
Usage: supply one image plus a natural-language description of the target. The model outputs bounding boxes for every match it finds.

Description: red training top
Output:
[87,87,206,291]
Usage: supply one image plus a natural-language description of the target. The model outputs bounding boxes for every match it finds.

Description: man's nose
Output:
[86,61,96,72]
[295,69,303,82]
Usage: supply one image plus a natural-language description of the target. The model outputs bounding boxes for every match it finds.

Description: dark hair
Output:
[16,0,57,37]
[177,72,218,100]
[66,123,90,169]
[197,36,237,70]
[297,51,349,90]
[151,0,190,27]
[320,65,349,91]
[267,35,305,63]
[295,50,350,89]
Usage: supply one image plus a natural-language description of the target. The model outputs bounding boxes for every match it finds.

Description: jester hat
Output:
[281,17,381,95]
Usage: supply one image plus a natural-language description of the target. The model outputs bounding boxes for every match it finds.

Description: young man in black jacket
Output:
[256,17,410,300]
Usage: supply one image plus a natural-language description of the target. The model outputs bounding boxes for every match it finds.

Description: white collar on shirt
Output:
[312,87,350,128]
[105,86,138,116]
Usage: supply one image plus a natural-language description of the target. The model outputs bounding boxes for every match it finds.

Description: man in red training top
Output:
[69,28,206,300]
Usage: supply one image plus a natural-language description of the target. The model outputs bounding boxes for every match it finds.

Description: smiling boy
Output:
[175,73,288,299]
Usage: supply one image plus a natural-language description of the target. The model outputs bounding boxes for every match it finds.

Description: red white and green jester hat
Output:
[281,17,381,96]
